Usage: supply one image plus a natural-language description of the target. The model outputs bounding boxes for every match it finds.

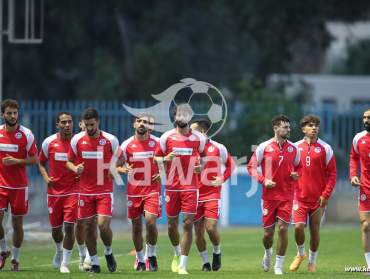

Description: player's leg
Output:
[48,196,63,269]
[97,193,116,273]
[177,190,197,274]
[307,206,323,272]
[194,209,210,271]
[9,188,28,271]
[289,201,308,272]
[59,195,77,273]
[11,215,23,271]
[274,200,292,275]
[144,196,159,271]
[131,216,146,271]
[75,220,91,271]
[204,200,221,271]
[359,205,370,267]
[205,218,221,271]
[79,194,100,273]
[0,207,10,270]
[166,191,181,273]
[261,199,275,272]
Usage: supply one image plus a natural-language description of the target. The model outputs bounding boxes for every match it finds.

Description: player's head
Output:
[300,115,320,138]
[363,108,370,132]
[82,107,99,137]
[79,113,86,131]
[173,103,193,128]
[272,114,291,139]
[1,99,19,127]
[133,114,151,135]
[56,111,73,136]
[190,119,211,135]
[148,115,155,133]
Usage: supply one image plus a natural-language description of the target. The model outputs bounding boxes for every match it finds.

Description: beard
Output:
[175,120,188,128]
[281,133,290,140]
[4,118,17,127]
[87,129,97,136]
[136,126,147,135]
[365,122,370,132]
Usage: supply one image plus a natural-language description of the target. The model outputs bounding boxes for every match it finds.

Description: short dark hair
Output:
[192,119,211,133]
[172,103,192,117]
[300,115,320,128]
[56,111,72,123]
[271,114,290,128]
[1,99,19,114]
[82,107,99,120]
[133,113,154,123]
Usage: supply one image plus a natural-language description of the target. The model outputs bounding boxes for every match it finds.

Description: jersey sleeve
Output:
[39,139,49,163]
[247,145,265,184]
[68,136,78,162]
[322,147,337,200]
[26,131,38,157]
[349,140,360,179]
[155,134,167,157]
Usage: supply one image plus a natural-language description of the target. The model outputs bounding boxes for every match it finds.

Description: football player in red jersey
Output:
[117,115,161,271]
[39,112,78,273]
[67,108,119,273]
[350,109,370,270]
[289,115,336,273]
[191,120,235,272]
[0,99,38,272]
[154,104,206,275]
[247,115,300,275]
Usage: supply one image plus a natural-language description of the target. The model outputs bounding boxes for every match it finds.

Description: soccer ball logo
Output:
[122,78,227,138]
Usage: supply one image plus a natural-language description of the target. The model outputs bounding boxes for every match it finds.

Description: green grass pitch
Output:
[0,226,365,278]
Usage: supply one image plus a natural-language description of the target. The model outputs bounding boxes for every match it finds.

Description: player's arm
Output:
[38,148,54,187]
[222,153,236,182]
[247,150,266,184]
[290,145,301,180]
[320,149,337,206]
[2,154,39,166]
[349,143,360,187]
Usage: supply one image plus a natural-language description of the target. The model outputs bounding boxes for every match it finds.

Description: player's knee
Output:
[183,220,193,232]
[98,222,109,232]
[278,224,288,235]
[362,221,370,233]
[295,223,305,232]
[205,222,217,233]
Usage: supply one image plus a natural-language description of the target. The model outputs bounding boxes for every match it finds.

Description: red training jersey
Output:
[350,131,370,199]
[247,138,300,201]
[0,124,37,189]
[39,133,78,195]
[119,134,160,196]
[198,139,235,201]
[295,138,336,202]
[155,128,206,191]
[68,131,119,195]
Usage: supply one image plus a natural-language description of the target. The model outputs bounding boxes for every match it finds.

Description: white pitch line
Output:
[21,253,126,269]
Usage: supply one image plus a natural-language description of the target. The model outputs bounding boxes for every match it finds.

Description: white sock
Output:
[104,245,112,256]
[11,247,20,262]
[78,244,86,258]
[91,254,100,266]
[173,245,181,257]
[147,244,157,257]
[61,248,72,266]
[365,252,370,268]
[199,250,209,264]
[179,255,188,269]
[213,244,221,254]
[0,238,7,252]
[265,247,273,258]
[274,255,285,269]
[309,250,318,264]
[85,249,91,262]
[55,241,63,253]
[136,249,145,263]
[297,244,305,257]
